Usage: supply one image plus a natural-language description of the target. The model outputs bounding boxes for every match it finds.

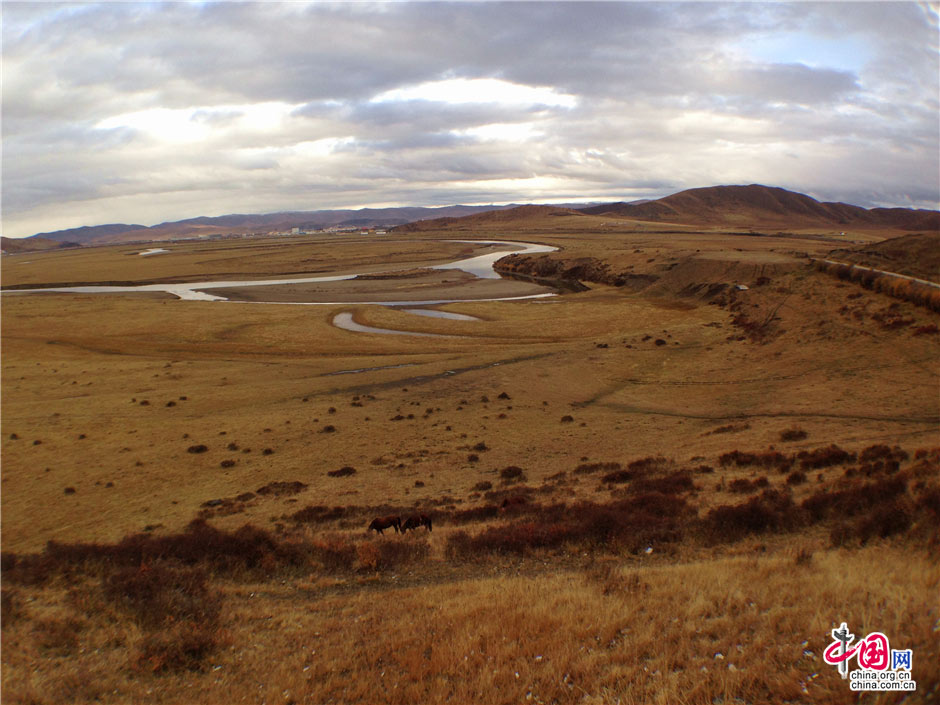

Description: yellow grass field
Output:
[2,226,938,704]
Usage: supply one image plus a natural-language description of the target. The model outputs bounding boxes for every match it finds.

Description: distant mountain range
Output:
[396,185,940,233]
[4,185,936,252]
[2,205,531,251]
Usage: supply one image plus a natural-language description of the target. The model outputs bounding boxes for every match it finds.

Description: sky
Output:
[2,1,939,238]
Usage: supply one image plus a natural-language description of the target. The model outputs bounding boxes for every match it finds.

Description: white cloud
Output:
[372,77,577,108]
[1,1,937,238]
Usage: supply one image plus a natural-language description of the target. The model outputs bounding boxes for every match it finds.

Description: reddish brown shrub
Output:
[32,615,86,657]
[136,621,220,673]
[574,461,621,475]
[359,538,430,571]
[798,445,856,470]
[601,469,633,484]
[105,562,220,630]
[859,444,908,464]
[627,456,671,473]
[631,470,694,495]
[256,480,307,495]
[450,504,500,524]
[779,427,808,442]
[327,466,356,477]
[499,466,526,483]
[801,476,907,522]
[786,470,807,485]
[719,450,792,471]
[702,489,801,543]
[853,500,913,544]
[728,478,759,494]
[288,505,346,524]
[311,537,357,572]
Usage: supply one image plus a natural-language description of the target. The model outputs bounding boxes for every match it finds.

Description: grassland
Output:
[2,223,938,704]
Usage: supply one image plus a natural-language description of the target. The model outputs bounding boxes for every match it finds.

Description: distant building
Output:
[292,227,300,235]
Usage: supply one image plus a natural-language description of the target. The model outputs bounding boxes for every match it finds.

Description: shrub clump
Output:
[256,480,307,496]
[718,450,792,471]
[446,494,690,557]
[356,538,430,571]
[327,466,357,478]
[105,562,222,673]
[574,461,621,475]
[779,427,808,442]
[797,445,856,470]
[499,466,526,483]
[702,489,801,543]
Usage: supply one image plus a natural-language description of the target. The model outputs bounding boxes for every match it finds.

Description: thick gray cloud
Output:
[2,1,938,237]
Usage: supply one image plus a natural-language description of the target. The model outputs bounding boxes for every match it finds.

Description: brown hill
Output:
[393,205,583,232]
[579,185,939,232]
[827,232,940,281]
[1,236,80,253]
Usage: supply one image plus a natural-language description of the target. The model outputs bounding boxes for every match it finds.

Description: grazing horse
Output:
[368,515,401,534]
[401,514,432,533]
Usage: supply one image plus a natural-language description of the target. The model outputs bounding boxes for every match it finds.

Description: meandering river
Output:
[4,239,556,304]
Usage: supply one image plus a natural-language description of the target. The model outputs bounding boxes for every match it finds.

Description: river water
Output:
[4,239,556,305]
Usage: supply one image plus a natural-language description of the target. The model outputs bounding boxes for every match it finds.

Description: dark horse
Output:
[368,515,401,534]
[401,514,432,533]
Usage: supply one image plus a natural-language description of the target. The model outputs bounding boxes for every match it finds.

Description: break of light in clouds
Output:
[2,1,938,237]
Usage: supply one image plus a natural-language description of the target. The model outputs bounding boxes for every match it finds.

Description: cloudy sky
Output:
[3,1,938,238]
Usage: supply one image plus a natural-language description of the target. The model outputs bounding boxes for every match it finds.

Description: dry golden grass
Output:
[2,227,938,703]
[3,544,937,704]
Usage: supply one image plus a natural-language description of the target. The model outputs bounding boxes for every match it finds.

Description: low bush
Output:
[631,470,694,495]
[445,494,690,557]
[626,456,670,473]
[32,616,85,655]
[289,505,346,524]
[3,520,310,584]
[718,450,792,471]
[327,466,356,477]
[105,562,220,631]
[450,504,501,524]
[574,461,621,475]
[601,469,632,484]
[310,536,357,572]
[357,538,429,571]
[801,476,907,522]
[499,466,526,483]
[136,621,221,673]
[779,427,808,442]
[728,478,759,494]
[786,470,807,485]
[797,444,856,470]
[859,444,908,464]
[701,489,801,544]
[255,480,307,497]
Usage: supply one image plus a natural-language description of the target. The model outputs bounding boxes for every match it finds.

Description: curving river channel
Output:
[4,239,555,304]
[4,239,558,336]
